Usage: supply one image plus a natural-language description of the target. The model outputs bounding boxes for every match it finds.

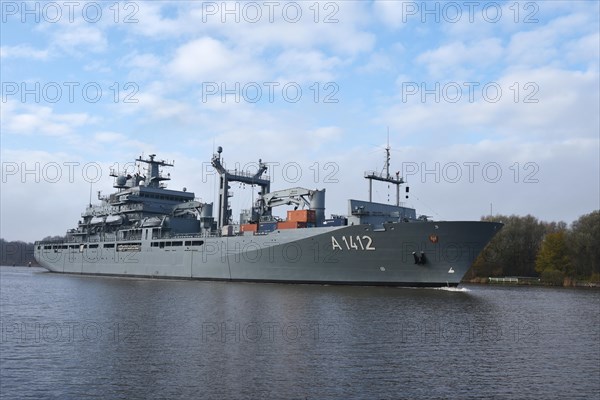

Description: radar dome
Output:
[116,175,127,186]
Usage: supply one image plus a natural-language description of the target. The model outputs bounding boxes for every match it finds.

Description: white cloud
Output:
[275,50,342,83]
[372,0,414,30]
[416,38,504,79]
[0,45,49,60]
[1,101,96,138]
[31,16,109,56]
[506,12,596,68]
[167,37,265,83]
[124,91,194,121]
[122,52,161,70]
[384,67,599,142]
[306,126,343,147]
[125,2,186,37]
[565,32,600,68]
[128,1,375,56]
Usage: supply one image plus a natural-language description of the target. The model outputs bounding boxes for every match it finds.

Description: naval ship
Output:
[34,146,502,287]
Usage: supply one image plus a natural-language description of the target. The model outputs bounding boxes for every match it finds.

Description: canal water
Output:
[1,266,598,399]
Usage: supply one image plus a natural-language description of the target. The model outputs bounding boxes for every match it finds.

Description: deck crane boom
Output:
[257,187,326,226]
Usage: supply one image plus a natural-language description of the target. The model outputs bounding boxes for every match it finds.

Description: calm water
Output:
[1,266,598,400]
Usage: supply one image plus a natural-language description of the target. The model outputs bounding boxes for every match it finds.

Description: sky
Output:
[1,0,599,242]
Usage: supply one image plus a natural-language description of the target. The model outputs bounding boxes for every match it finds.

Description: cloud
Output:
[122,52,162,70]
[384,67,599,143]
[304,126,343,150]
[167,37,265,83]
[128,2,375,55]
[416,38,504,79]
[122,91,194,121]
[1,101,96,137]
[275,50,342,83]
[119,52,163,81]
[124,2,186,37]
[564,32,600,69]
[506,12,597,69]
[52,24,107,54]
[0,45,49,60]
[372,0,414,30]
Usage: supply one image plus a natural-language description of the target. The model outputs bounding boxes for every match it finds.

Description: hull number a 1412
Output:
[331,235,375,251]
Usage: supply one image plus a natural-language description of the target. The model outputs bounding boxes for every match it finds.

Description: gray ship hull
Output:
[35,221,501,287]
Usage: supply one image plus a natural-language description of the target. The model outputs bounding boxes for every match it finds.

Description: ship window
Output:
[172,241,183,246]
[69,245,78,249]
[191,241,204,246]
[151,242,158,247]
[44,245,51,249]
[165,242,172,247]
[159,242,165,248]
[185,241,191,246]
[89,244,99,249]
[104,243,115,248]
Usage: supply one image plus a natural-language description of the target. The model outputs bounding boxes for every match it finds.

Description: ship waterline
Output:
[34,147,502,287]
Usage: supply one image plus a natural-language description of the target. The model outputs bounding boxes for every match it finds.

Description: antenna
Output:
[385,127,391,179]
[387,126,390,146]
[365,129,404,206]
[89,181,93,207]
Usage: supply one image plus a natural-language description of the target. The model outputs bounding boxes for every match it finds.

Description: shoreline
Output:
[466,276,600,288]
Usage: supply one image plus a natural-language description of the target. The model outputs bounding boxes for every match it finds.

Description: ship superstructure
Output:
[70,154,212,243]
[35,147,502,287]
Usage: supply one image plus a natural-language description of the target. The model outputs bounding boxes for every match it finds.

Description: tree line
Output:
[0,239,37,266]
[0,235,65,266]
[466,210,600,285]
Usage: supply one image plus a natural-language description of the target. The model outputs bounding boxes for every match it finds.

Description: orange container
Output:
[277,221,307,230]
[287,210,316,223]
[240,224,257,233]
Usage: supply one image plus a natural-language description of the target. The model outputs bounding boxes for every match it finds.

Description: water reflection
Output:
[1,267,598,399]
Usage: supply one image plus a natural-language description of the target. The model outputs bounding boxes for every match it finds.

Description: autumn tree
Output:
[470,214,546,277]
[535,230,573,278]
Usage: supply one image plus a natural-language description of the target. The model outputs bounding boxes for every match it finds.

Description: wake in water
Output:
[402,285,471,292]
[434,286,471,292]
